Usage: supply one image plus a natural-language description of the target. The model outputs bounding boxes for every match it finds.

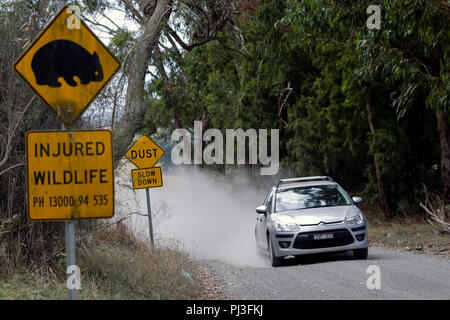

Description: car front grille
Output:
[293,229,354,249]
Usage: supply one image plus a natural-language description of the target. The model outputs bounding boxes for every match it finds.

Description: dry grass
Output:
[0,222,220,299]
[0,243,14,279]
[362,205,450,258]
[78,224,203,299]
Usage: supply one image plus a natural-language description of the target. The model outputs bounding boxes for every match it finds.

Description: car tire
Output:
[268,237,283,267]
[353,248,368,259]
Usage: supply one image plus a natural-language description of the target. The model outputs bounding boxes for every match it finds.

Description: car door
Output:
[256,190,273,248]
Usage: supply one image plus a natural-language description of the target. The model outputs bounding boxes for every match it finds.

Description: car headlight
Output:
[345,212,364,226]
[275,222,299,232]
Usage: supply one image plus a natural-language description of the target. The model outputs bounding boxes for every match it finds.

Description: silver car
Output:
[255,176,368,267]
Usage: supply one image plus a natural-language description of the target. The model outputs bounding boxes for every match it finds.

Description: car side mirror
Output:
[352,196,363,204]
[256,205,267,214]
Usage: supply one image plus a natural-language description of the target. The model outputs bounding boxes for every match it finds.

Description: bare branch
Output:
[0,96,35,170]
[81,14,117,34]
[0,163,25,177]
[167,26,216,51]
[278,82,293,117]
[421,184,449,234]
[96,7,123,30]
[120,0,144,25]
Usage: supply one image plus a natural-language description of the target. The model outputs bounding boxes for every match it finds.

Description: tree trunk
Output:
[113,0,172,161]
[437,105,450,207]
[365,93,391,219]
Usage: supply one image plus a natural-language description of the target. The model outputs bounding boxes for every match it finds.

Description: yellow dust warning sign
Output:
[25,130,114,221]
[131,167,163,190]
[125,135,165,169]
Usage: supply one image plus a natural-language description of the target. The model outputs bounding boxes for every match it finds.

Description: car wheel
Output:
[353,248,368,259]
[268,237,283,267]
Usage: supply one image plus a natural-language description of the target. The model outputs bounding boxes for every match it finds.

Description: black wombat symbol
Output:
[31,39,103,87]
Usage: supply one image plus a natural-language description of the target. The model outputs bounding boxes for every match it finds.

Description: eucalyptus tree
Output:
[72,0,238,160]
[284,0,449,214]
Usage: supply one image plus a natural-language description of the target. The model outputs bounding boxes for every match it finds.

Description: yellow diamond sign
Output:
[125,135,165,169]
[13,5,120,126]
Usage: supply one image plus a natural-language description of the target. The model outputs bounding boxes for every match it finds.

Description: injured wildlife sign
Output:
[25,130,114,221]
[13,5,120,126]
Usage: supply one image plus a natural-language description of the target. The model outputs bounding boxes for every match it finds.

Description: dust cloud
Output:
[114,163,272,267]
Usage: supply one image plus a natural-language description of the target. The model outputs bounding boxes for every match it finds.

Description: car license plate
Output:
[314,233,334,240]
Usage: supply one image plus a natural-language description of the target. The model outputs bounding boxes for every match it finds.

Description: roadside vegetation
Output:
[364,205,449,258]
[0,222,225,300]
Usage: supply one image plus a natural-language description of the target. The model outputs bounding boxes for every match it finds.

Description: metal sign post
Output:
[145,188,154,246]
[65,220,77,299]
[62,120,77,300]
[58,0,76,301]
[25,129,114,300]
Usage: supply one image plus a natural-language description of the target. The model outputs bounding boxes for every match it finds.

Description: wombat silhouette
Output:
[31,39,103,87]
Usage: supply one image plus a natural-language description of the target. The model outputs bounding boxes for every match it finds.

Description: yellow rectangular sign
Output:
[26,130,114,221]
[131,167,163,190]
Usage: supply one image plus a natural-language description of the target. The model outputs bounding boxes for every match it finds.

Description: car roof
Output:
[276,180,337,191]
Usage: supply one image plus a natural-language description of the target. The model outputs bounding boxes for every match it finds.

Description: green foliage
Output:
[280,0,445,211]
[146,0,446,215]
[76,0,110,15]
[110,28,135,60]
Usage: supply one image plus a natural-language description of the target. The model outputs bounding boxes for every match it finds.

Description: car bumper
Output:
[270,223,368,257]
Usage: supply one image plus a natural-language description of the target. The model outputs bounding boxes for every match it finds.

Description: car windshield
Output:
[275,185,351,212]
